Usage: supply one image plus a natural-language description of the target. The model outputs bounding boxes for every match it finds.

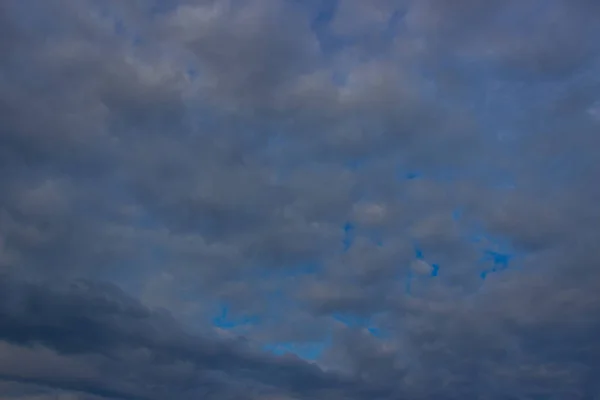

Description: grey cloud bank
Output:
[1,0,600,399]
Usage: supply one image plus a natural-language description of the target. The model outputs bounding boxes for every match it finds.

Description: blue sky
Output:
[1,0,600,399]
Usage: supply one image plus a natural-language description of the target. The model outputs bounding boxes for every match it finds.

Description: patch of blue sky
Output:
[212,305,260,330]
[479,250,514,281]
[405,171,422,180]
[342,221,355,252]
[452,207,464,221]
[367,327,383,337]
[483,250,512,269]
[404,243,440,296]
[332,312,368,328]
[463,229,518,282]
[333,313,386,338]
[413,243,424,260]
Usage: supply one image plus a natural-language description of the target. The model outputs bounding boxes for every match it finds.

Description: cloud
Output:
[2,0,600,398]
[0,273,373,400]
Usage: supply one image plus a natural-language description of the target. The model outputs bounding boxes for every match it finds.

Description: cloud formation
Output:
[2,0,600,398]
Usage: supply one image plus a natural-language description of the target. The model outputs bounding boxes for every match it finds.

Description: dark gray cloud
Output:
[0,273,374,400]
[2,0,600,399]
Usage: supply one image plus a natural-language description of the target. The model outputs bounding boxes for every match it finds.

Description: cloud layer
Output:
[2,0,600,398]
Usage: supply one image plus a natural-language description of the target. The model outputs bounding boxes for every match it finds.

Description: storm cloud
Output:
[2,0,600,399]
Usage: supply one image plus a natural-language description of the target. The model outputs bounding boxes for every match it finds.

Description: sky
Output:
[1,0,600,399]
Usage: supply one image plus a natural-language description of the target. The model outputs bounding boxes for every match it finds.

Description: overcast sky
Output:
[2,0,600,399]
